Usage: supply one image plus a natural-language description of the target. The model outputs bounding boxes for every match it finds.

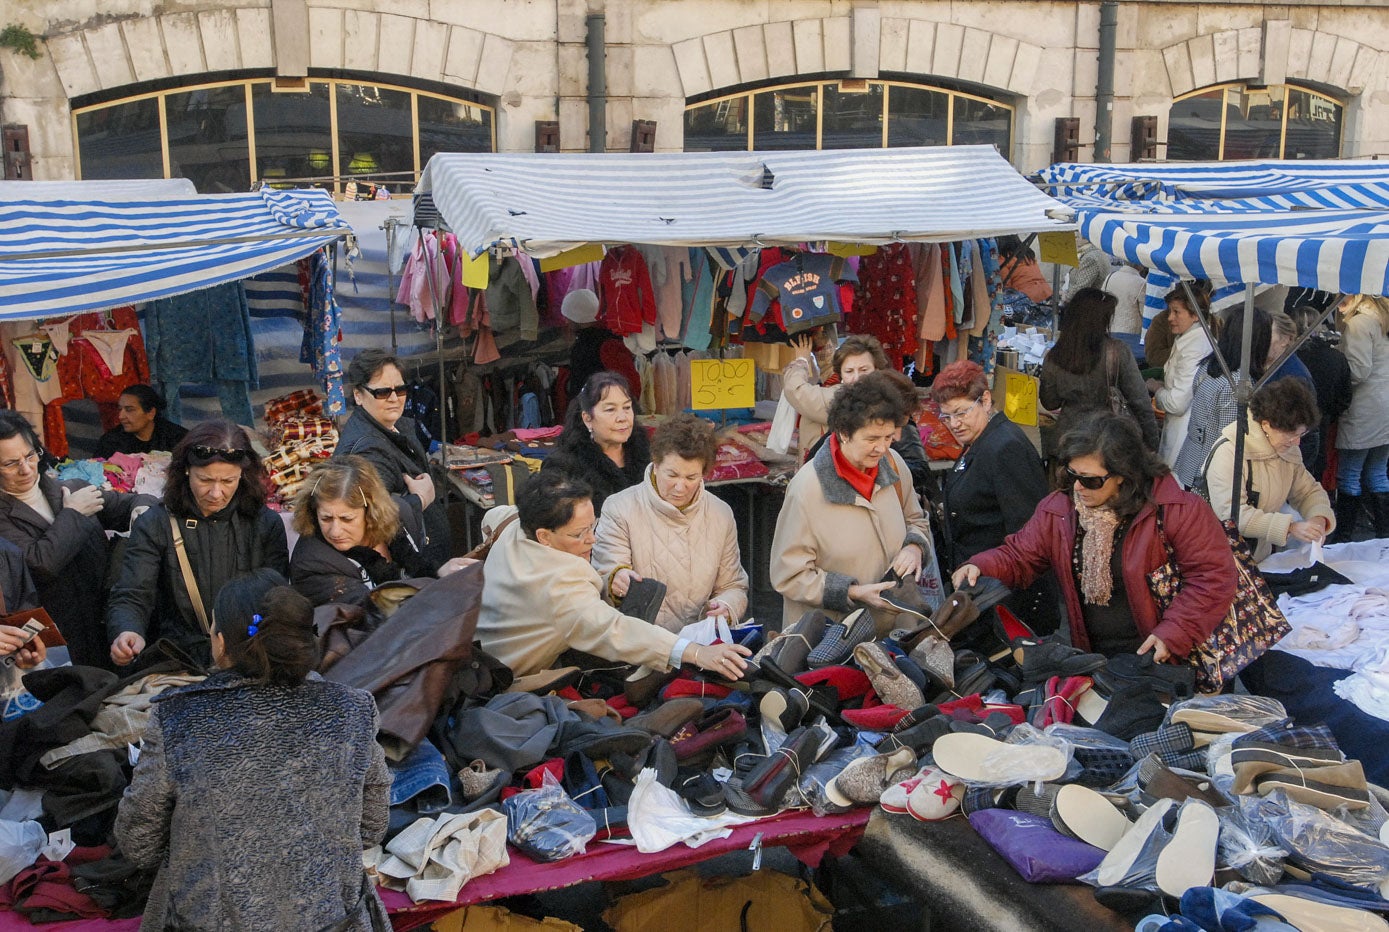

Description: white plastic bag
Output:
[766,393,797,455]
[677,616,733,646]
[0,820,46,885]
[627,769,752,853]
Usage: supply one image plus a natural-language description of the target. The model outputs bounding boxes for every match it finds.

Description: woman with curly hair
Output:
[106,420,289,669]
[770,375,934,630]
[289,457,474,607]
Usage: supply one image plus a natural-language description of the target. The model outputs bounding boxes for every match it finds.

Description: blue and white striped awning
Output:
[1037,161,1389,298]
[0,185,353,319]
[416,146,1076,257]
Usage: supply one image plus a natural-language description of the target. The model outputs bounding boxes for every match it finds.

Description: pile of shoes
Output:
[869,618,1389,929]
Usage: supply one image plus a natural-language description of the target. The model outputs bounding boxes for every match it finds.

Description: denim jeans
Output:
[1335,444,1389,495]
[387,737,452,811]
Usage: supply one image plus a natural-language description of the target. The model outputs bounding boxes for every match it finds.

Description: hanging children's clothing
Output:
[144,281,257,427]
[850,244,919,363]
[749,252,857,335]
[680,249,716,352]
[598,245,657,336]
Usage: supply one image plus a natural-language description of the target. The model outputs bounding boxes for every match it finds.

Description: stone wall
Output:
[2,0,1387,180]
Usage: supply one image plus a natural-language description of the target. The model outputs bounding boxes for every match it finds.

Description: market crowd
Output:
[0,269,1384,929]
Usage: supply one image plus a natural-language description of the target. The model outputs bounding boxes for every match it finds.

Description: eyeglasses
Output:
[1066,467,1113,491]
[188,445,249,464]
[939,397,983,424]
[362,384,409,400]
[560,523,597,542]
[0,450,39,472]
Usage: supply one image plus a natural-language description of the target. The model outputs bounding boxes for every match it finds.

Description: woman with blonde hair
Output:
[1331,294,1389,540]
[289,456,471,606]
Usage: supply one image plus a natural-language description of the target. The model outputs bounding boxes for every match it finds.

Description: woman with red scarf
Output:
[770,374,934,632]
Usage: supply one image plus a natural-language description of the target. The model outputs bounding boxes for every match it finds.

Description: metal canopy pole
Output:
[381,217,400,352]
[1230,287,1257,524]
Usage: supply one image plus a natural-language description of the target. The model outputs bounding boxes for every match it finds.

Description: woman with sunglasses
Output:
[107,420,289,669]
[930,361,1057,633]
[475,470,750,678]
[953,412,1236,660]
[334,349,450,567]
[289,457,474,607]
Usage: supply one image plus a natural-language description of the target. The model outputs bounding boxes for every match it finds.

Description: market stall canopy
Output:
[1038,160,1389,298]
[415,146,1076,258]
[0,184,354,319]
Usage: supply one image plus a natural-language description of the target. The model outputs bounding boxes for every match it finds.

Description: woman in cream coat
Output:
[1205,379,1334,562]
[474,471,749,678]
[771,375,934,631]
[1149,288,1214,468]
[1331,294,1389,541]
[593,414,749,633]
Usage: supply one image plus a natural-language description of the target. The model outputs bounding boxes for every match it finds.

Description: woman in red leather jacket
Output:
[953,411,1236,660]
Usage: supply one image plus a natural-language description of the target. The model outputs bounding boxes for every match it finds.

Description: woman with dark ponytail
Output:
[116,569,390,931]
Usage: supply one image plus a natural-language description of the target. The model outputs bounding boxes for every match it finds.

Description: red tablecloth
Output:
[0,808,869,932]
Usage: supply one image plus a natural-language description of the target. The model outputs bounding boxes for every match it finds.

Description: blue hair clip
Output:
[247,613,262,637]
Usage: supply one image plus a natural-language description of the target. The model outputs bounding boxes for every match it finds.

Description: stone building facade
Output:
[1,0,1387,188]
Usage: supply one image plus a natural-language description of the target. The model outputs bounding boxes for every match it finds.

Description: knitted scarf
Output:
[1073,493,1122,605]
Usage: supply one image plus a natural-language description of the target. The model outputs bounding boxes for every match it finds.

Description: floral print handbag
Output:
[1147,508,1291,694]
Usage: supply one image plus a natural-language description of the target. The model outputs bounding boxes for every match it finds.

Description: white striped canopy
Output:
[0,184,353,320]
[415,146,1076,257]
[1038,160,1389,298]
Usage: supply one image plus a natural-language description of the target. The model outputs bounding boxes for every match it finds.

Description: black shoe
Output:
[1091,685,1168,741]
[1094,653,1195,703]
[676,770,727,816]
[1014,638,1107,685]
[620,579,668,623]
[759,686,811,732]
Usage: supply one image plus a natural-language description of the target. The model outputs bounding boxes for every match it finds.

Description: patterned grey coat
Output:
[115,671,391,931]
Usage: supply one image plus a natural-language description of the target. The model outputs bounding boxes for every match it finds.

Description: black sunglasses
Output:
[188,444,249,464]
[1065,467,1113,491]
[362,384,408,400]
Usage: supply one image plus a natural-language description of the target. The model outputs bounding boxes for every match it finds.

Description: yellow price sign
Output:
[539,243,605,272]
[1002,370,1038,426]
[691,359,756,410]
[461,252,489,288]
[1038,231,1079,267]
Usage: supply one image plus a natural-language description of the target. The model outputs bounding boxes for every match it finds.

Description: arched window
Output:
[1167,82,1342,161]
[71,76,496,193]
[684,79,1012,156]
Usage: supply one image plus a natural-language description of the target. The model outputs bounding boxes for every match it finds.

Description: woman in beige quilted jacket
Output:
[593,414,749,633]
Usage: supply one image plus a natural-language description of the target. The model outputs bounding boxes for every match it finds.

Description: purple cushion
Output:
[968,809,1105,884]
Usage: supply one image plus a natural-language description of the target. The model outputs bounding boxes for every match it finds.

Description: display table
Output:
[855,809,1132,932]
[0,809,868,932]
[384,807,869,930]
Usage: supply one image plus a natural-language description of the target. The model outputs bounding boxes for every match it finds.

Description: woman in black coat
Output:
[289,456,473,607]
[106,421,289,670]
[542,371,650,515]
[0,411,153,668]
[333,349,451,568]
[932,361,1060,634]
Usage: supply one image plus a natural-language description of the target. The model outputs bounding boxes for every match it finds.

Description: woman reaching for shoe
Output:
[770,374,935,633]
[474,471,749,678]
[952,411,1236,660]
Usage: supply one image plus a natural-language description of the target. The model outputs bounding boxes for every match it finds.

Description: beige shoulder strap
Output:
[169,516,211,635]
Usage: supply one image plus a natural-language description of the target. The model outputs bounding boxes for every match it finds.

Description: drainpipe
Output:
[1095,1,1118,163]
[587,14,606,152]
